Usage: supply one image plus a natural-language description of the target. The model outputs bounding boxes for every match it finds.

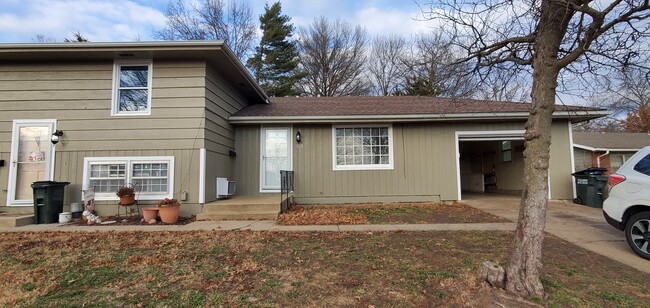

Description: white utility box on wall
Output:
[216,177,236,199]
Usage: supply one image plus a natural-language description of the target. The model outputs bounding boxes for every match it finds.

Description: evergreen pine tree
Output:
[248,2,302,96]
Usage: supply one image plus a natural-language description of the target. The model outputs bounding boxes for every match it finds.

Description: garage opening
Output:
[456,131,525,200]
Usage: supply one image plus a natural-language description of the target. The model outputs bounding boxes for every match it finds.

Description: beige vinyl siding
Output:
[549,122,574,199]
[202,66,252,201]
[233,120,574,203]
[233,126,261,195]
[573,148,592,171]
[0,61,208,209]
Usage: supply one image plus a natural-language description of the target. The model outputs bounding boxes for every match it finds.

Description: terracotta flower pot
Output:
[142,207,159,221]
[158,205,180,224]
[119,194,135,205]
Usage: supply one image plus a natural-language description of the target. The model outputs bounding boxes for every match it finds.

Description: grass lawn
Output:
[1,230,648,307]
[279,202,509,225]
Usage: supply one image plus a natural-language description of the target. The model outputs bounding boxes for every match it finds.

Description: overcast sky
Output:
[0,0,435,42]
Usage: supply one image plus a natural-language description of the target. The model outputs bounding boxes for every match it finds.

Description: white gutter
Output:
[596,150,610,168]
[230,110,611,124]
[573,144,641,152]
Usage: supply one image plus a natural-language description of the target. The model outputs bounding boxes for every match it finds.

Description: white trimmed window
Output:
[332,125,394,170]
[112,61,152,116]
[83,156,174,200]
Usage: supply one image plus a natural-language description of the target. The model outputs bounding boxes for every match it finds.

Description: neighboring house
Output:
[0,41,608,216]
[573,132,650,174]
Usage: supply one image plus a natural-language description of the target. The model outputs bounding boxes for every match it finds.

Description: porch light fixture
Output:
[51,130,63,145]
[295,131,301,143]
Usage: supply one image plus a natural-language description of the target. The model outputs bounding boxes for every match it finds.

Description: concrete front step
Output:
[201,203,280,213]
[198,196,281,220]
[0,214,34,228]
[196,212,278,221]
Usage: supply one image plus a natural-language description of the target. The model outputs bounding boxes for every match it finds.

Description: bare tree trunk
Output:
[504,0,569,298]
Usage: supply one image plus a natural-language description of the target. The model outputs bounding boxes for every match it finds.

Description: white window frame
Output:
[332,124,394,171]
[111,60,153,116]
[82,156,174,201]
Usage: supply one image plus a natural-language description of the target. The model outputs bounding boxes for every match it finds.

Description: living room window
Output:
[83,156,174,200]
[332,125,393,170]
[112,61,152,116]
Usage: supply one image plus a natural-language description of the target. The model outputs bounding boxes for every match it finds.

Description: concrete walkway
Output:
[0,220,516,233]
[463,194,650,274]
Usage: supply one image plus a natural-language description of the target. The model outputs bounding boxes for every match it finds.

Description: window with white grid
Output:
[132,162,168,193]
[332,125,393,170]
[83,156,174,200]
[112,61,152,116]
[88,163,126,193]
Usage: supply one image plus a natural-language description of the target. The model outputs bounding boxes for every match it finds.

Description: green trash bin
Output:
[572,168,608,208]
[31,181,70,224]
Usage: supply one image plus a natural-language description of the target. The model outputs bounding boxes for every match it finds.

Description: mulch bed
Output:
[64,215,195,227]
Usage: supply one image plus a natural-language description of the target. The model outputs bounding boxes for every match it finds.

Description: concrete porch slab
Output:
[0,213,34,228]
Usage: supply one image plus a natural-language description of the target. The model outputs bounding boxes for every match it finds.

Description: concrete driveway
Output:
[463,194,649,274]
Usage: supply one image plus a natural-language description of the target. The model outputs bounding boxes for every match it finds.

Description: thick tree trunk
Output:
[502,0,573,298]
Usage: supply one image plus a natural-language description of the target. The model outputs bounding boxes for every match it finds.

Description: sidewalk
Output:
[0,220,517,233]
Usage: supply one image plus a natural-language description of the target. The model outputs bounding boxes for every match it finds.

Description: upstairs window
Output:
[112,61,152,116]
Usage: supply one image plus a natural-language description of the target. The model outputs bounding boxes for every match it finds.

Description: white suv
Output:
[603,146,650,260]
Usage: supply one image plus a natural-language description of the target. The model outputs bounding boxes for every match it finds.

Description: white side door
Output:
[260,127,291,191]
[7,120,56,206]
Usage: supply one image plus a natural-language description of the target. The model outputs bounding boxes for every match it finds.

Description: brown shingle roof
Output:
[573,132,650,150]
[232,96,601,117]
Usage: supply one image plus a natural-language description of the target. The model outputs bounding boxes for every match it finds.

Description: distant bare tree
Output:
[64,32,89,42]
[400,32,475,97]
[156,0,256,60]
[33,34,56,43]
[475,68,529,102]
[297,17,370,96]
[368,34,408,96]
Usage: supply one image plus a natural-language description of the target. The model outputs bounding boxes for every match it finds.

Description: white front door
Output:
[8,120,56,205]
[261,127,291,191]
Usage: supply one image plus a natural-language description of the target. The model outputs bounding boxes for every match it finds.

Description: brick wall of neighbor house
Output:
[0,61,209,215]
[233,120,574,202]
[590,151,612,174]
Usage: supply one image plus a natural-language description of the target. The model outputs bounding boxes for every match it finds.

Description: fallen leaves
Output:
[278,206,368,225]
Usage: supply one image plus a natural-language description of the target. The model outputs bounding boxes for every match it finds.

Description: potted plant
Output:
[116,184,136,205]
[157,198,181,224]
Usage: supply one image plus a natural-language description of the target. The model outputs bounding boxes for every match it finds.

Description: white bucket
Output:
[70,203,82,212]
[59,212,72,224]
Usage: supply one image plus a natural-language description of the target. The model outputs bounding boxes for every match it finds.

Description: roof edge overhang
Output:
[573,144,642,152]
[229,110,611,124]
[0,41,269,104]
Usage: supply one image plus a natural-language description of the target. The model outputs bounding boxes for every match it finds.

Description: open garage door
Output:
[455,131,526,200]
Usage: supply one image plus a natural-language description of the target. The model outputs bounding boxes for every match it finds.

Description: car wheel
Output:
[625,211,650,260]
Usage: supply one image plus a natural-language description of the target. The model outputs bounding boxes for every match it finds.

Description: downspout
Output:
[596,151,609,168]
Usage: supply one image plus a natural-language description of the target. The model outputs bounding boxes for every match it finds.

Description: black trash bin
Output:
[31,181,70,224]
[572,168,608,208]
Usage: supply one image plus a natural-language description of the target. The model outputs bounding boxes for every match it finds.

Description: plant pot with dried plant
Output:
[157,198,181,224]
[116,184,136,205]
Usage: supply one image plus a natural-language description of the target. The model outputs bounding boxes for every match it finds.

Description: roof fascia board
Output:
[230,110,611,124]
[573,144,641,152]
